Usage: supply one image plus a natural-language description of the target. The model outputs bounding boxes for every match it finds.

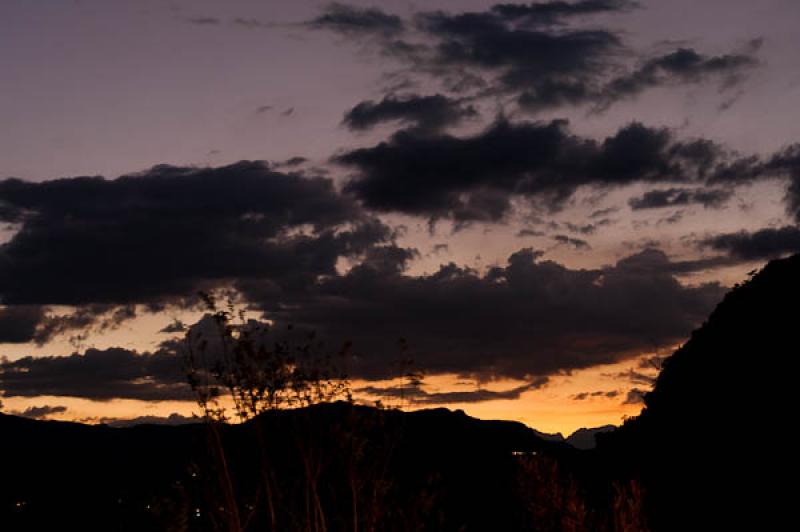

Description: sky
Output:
[1,0,799,435]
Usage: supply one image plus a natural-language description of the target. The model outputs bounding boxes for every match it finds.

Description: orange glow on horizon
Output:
[1,353,665,436]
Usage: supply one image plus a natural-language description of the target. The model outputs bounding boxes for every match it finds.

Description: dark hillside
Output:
[599,253,800,529]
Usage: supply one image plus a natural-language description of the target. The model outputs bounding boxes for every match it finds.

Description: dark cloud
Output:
[0,305,45,344]
[553,235,591,250]
[246,248,726,380]
[0,347,190,401]
[13,404,68,419]
[343,94,477,134]
[623,387,646,405]
[275,156,308,168]
[338,119,726,221]
[186,17,220,26]
[28,308,95,346]
[0,161,388,307]
[311,3,757,113]
[0,314,273,402]
[159,319,187,334]
[425,9,758,112]
[311,2,620,110]
[0,304,139,346]
[599,46,760,110]
[656,210,684,225]
[699,226,800,261]
[232,18,271,29]
[414,8,622,108]
[613,248,734,276]
[33,305,137,346]
[628,187,734,210]
[308,3,404,37]
[491,0,639,26]
[0,248,727,399]
[516,79,597,111]
[572,390,620,401]
[761,144,800,221]
[609,368,657,387]
[706,142,800,220]
[590,206,619,218]
[517,228,545,238]
[0,305,136,345]
[564,220,612,234]
[358,377,549,405]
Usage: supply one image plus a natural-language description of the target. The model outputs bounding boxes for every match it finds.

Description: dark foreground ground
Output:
[2,403,609,531]
[2,253,799,531]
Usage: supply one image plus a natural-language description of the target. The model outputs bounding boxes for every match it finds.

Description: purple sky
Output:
[2,0,798,179]
[1,0,799,430]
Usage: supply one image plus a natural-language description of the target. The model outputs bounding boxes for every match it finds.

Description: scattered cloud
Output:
[358,377,549,405]
[517,228,545,238]
[490,0,640,27]
[699,226,800,260]
[0,347,190,401]
[159,319,187,334]
[623,387,647,404]
[597,45,760,111]
[185,17,220,26]
[629,187,734,210]
[308,3,404,37]
[572,390,620,401]
[12,404,68,419]
[343,94,477,134]
[310,2,759,114]
[553,234,591,250]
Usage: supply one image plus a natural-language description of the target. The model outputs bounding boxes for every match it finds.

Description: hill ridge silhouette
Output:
[599,252,800,529]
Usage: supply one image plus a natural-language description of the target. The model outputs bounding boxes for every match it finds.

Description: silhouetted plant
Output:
[389,338,425,409]
[184,292,357,532]
[611,479,649,532]
[515,454,590,531]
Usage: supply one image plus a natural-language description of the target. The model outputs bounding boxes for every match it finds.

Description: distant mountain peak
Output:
[566,425,617,449]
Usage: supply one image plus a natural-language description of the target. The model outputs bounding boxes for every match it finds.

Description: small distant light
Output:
[511,450,537,457]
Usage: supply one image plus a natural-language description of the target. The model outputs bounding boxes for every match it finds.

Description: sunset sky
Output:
[1,0,799,435]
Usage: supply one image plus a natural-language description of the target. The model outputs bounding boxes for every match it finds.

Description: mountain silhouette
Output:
[565,425,616,450]
[0,404,582,531]
[599,252,800,529]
